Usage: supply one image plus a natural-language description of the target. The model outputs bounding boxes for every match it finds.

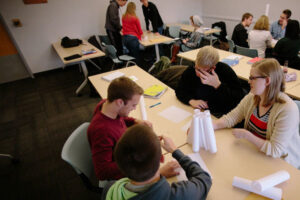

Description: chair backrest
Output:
[227,39,235,52]
[168,26,181,38]
[235,45,258,58]
[105,45,118,60]
[295,100,300,135]
[61,122,101,193]
[99,35,111,46]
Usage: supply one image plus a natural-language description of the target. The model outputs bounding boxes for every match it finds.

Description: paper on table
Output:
[101,71,124,82]
[158,106,192,123]
[176,152,212,181]
[203,110,217,154]
[232,176,282,200]
[129,75,138,82]
[252,170,290,192]
[226,55,243,60]
[139,95,147,120]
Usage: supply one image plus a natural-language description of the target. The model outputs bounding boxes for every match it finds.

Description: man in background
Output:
[270,9,292,40]
[232,13,253,48]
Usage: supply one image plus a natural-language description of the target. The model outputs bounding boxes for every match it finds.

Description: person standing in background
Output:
[140,0,164,35]
[232,13,253,48]
[270,9,292,40]
[105,0,128,56]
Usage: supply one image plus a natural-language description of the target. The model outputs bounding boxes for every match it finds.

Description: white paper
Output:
[226,55,243,60]
[192,116,200,152]
[199,116,207,150]
[139,95,147,120]
[265,4,270,16]
[232,176,282,200]
[129,75,138,82]
[203,111,217,154]
[252,170,290,192]
[176,152,212,181]
[158,106,192,123]
[101,71,124,82]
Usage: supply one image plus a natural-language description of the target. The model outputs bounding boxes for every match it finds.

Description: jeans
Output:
[123,35,141,65]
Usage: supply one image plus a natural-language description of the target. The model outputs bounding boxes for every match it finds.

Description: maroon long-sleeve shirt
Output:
[87,99,135,180]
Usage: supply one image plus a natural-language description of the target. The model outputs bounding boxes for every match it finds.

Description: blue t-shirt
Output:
[270,21,285,40]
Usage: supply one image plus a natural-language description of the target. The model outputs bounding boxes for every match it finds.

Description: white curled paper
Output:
[139,95,147,120]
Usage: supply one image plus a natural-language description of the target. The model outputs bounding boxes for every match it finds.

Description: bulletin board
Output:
[23,0,48,4]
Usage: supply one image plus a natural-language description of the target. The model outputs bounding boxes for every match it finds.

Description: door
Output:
[0,16,31,84]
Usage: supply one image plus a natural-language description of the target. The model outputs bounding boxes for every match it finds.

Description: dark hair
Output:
[107,77,143,103]
[242,13,253,21]
[285,20,300,40]
[114,124,161,182]
[283,9,292,19]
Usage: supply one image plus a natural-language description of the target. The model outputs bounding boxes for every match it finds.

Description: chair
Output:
[164,26,181,47]
[61,122,102,193]
[236,45,258,58]
[104,44,136,69]
[227,39,235,52]
[99,35,112,46]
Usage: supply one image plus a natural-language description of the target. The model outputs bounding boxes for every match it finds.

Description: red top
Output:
[87,99,136,180]
[122,15,143,40]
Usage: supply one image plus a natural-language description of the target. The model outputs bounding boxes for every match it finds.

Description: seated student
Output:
[88,77,179,182]
[175,46,245,117]
[232,13,253,48]
[101,124,212,200]
[170,15,204,63]
[273,19,300,69]
[213,59,300,169]
[248,15,272,58]
[122,2,144,66]
[270,9,292,40]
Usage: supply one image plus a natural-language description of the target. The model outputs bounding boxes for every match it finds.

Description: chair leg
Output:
[0,154,20,164]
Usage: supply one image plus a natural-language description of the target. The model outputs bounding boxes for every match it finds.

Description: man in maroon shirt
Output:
[88,77,179,182]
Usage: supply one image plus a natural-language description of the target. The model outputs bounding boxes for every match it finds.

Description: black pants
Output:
[106,29,123,56]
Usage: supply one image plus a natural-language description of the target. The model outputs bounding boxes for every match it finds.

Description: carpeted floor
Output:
[0,65,102,200]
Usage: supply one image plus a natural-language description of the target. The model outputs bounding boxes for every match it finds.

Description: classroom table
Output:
[166,23,221,45]
[89,65,193,148]
[52,40,105,95]
[177,48,300,96]
[140,32,174,62]
[164,130,300,200]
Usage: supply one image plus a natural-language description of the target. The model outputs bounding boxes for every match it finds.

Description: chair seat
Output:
[119,55,135,61]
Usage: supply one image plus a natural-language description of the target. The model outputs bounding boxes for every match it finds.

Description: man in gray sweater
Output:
[105,0,127,56]
[101,124,212,200]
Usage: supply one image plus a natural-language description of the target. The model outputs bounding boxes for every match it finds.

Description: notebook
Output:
[144,84,167,99]
[101,71,124,82]
[247,57,263,64]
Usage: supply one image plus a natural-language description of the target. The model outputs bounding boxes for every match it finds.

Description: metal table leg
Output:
[76,61,88,96]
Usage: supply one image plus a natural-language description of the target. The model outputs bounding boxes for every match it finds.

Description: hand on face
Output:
[282,19,288,29]
[189,99,209,110]
[198,68,221,89]
[159,160,180,178]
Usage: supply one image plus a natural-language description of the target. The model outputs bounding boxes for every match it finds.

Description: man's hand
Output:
[160,135,177,153]
[155,32,160,36]
[282,19,287,29]
[135,119,153,128]
[159,160,180,178]
[232,128,251,139]
[189,99,208,109]
[198,69,221,89]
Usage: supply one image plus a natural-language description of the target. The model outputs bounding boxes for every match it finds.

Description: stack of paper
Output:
[232,170,290,200]
[144,84,167,99]
[187,109,217,154]
[101,71,124,82]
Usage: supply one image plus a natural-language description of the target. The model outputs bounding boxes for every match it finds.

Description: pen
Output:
[149,102,161,108]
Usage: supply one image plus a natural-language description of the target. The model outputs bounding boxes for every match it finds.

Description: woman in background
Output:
[170,15,203,63]
[273,19,300,69]
[122,2,143,65]
[248,15,272,58]
[213,59,300,168]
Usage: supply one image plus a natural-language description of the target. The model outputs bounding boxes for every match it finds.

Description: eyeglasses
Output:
[248,76,267,80]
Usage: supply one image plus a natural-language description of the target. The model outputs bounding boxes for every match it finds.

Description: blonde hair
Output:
[123,2,136,18]
[252,59,285,106]
[253,15,269,31]
[195,46,219,67]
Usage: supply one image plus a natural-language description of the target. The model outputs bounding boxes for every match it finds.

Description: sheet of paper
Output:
[176,152,211,181]
[158,106,192,123]
[101,71,124,82]
[226,55,243,60]
[129,75,138,82]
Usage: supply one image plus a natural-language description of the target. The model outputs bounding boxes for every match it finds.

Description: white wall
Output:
[0,0,203,74]
[202,0,300,38]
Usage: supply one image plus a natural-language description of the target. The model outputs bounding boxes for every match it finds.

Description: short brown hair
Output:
[242,13,253,21]
[254,15,269,31]
[196,46,219,67]
[107,77,143,103]
[114,124,162,181]
[283,9,292,19]
[252,59,285,106]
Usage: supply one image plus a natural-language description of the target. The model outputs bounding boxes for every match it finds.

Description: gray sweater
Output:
[105,0,122,32]
[101,149,212,200]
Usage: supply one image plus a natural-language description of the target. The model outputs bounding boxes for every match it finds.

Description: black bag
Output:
[61,36,82,48]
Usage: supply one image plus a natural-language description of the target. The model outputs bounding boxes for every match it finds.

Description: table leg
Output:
[155,44,160,62]
[210,34,212,45]
[76,61,88,96]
